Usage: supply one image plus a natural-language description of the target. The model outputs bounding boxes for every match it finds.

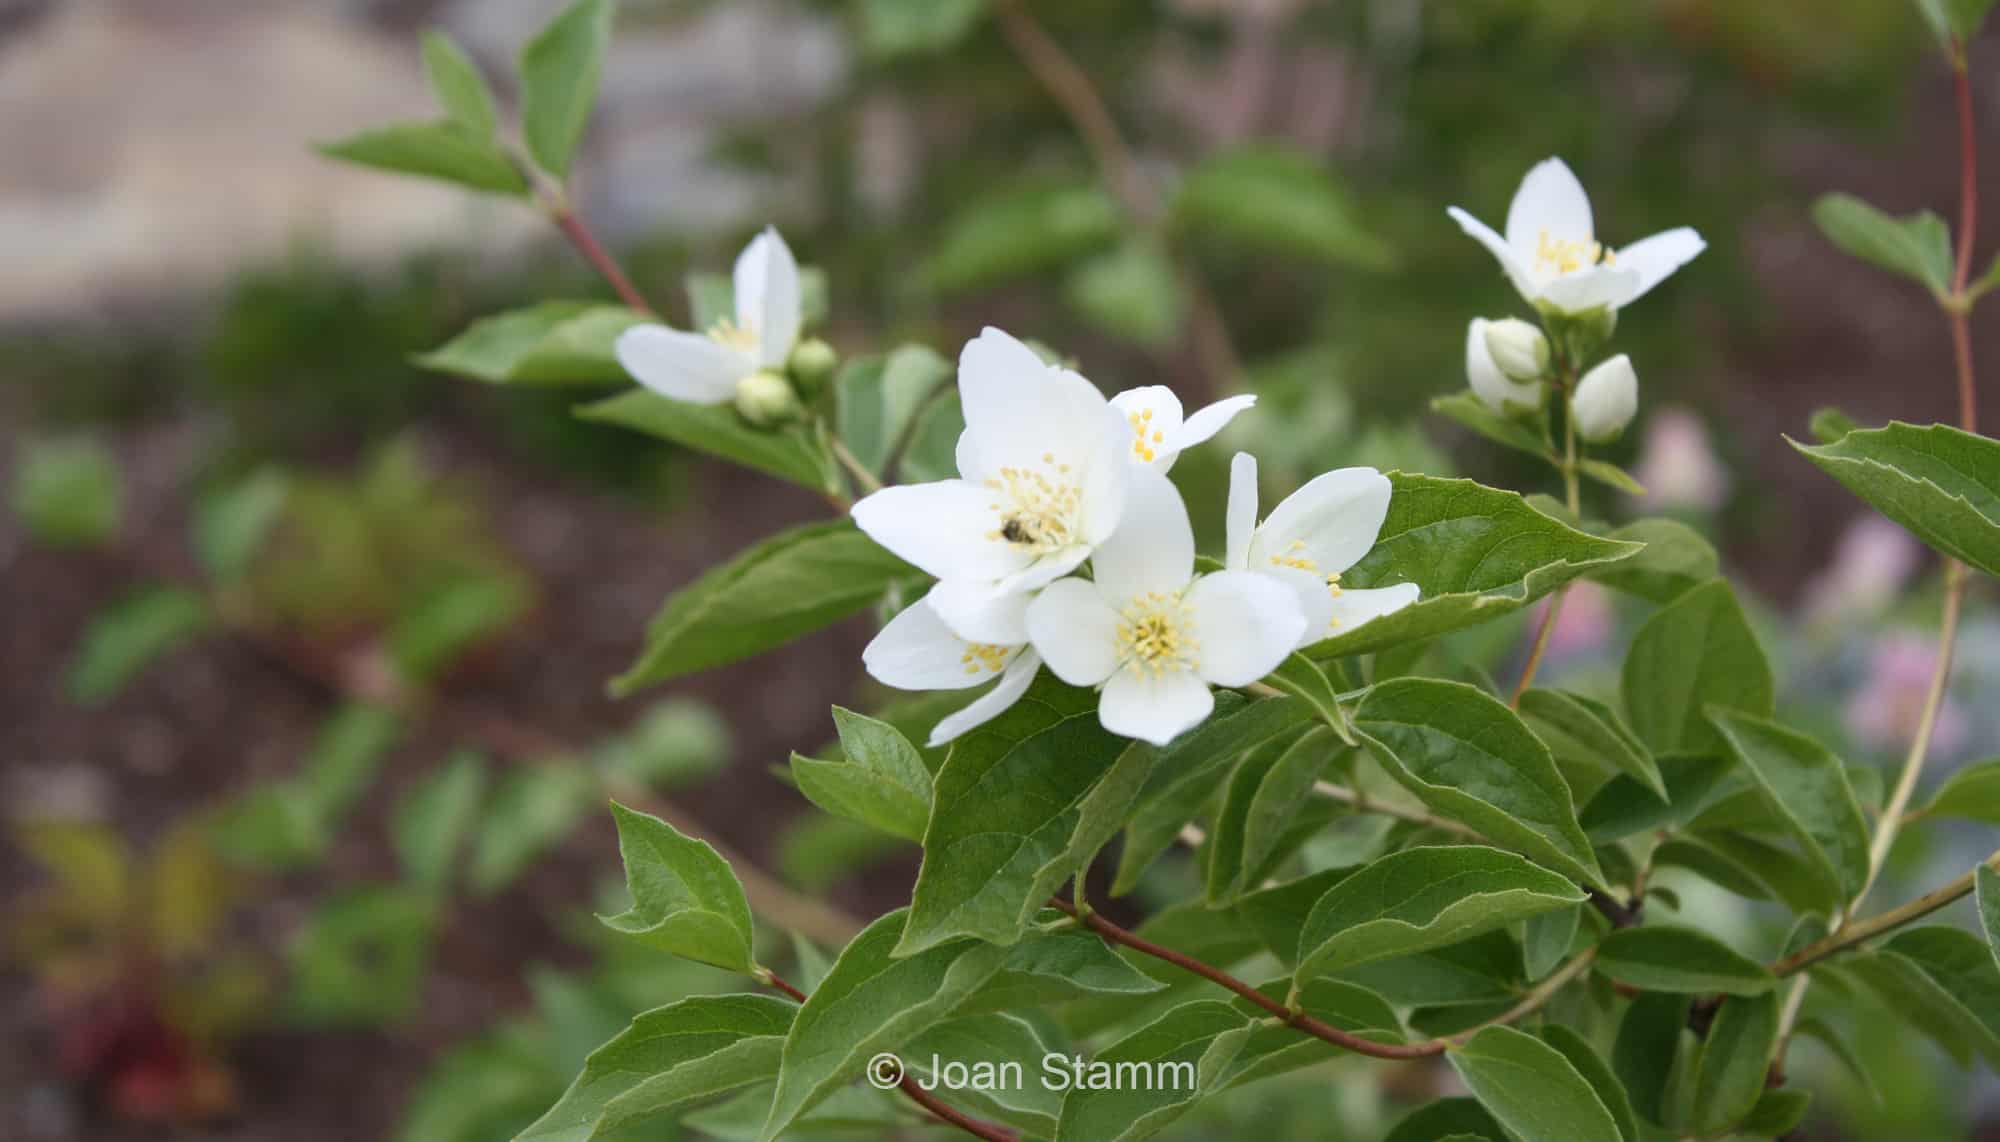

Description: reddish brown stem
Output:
[552,207,656,315]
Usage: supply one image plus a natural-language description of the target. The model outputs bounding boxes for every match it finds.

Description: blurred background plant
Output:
[2,0,1994,1138]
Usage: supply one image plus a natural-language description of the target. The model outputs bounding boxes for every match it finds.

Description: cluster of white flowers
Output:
[852,328,1416,747]
[1451,158,1704,441]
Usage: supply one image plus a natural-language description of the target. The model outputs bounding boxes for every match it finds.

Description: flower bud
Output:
[1572,354,1638,443]
[787,337,839,396]
[734,370,804,427]
[1483,317,1550,382]
[1466,318,1545,416]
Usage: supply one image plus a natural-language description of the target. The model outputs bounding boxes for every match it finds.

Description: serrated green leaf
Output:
[898,675,1142,955]
[1052,1000,1257,1142]
[1294,846,1584,985]
[612,520,918,692]
[1304,474,1641,659]
[421,32,497,138]
[316,121,527,196]
[1206,728,1335,903]
[13,436,121,549]
[955,922,1167,1014]
[1620,578,1772,754]
[519,0,613,179]
[392,750,487,895]
[1791,421,2000,577]
[920,183,1123,294]
[1704,708,1869,905]
[1354,678,1603,888]
[1920,758,2000,822]
[580,387,843,492]
[1538,1024,1638,1142]
[1520,688,1664,800]
[1449,1025,1622,1142]
[1430,392,1552,459]
[468,766,596,896]
[759,908,1009,1140]
[1595,926,1774,996]
[790,708,932,843]
[66,585,211,706]
[1811,193,1953,294]
[416,302,647,386]
[1690,992,1779,1135]
[599,802,755,972]
[1587,517,1719,603]
[1173,145,1396,270]
[518,993,794,1142]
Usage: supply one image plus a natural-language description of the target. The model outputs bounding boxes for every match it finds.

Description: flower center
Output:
[1115,591,1199,678]
[983,452,1083,555]
[708,316,761,355]
[1534,229,1616,276]
[958,642,1012,677]
[1126,407,1167,463]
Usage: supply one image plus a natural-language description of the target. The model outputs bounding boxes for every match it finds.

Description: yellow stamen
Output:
[1534,229,1614,276]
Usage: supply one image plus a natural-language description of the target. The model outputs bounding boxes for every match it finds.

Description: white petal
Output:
[954,428,981,481]
[1324,583,1421,635]
[1098,668,1214,746]
[1109,385,1185,469]
[1089,468,1195,604]
[1250,467,1392,576]
[851,481,1027,582]
[734,227,801,368]
[863,593,1019,691]
[1225,452,1259,571]
[957,327,1110,478]
[1613,227,1705,303]
[1175,394,1256,452]
[1506,157,1593,252]
[1077,405,1134,546]
[1184,571,1306,686]
[922,580,1035,645]
[929,650,1042,746]
[1026,579,1122,685]
[1447,206,1539,303]
[1262,564,1338,642]
[1536,264,1641,313]
[1466,318,1542,415]
[615,325,752,405]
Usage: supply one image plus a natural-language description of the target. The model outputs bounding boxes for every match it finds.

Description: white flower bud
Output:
[1483,317,1550,382]
[734,370,803,427]
[1466,318,1545,416]
[1572,354,1638,443]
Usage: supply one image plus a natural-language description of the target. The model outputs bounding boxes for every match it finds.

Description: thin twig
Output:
[550,206,656,315]
[1509,368,1583,705]
[1310,781,1481,839]
[1771,850,2000,978]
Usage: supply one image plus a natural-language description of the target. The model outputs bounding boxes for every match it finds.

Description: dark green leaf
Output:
[904,1014,1062,1133]
[1430,392,1552,459]
[1595,926,1775,996]
[519,0,614,179]
[316,121,527,195]
[580,387,843,492]
[832,345,953,477]
[1812,192,1953,294]
[1448,1025,1622,1142]
[1580,754,1731,843]
[1052,1000,1256,1142]
[421,32,498,138]
[416,302,647,386]
[1539,1024,1639,1142]
[1690,992,1779,1135]
[1919,758,2000,822]
[1519,688,1663,800]
[956,922,1167,1014]
[1206,728,1335,903]
[1620,579,1772,754]
[1704,708,1869,905]
[1980,865,2000,972]
[1791,421,2000,577]
[1613,992,1687,1126]
[1523,905,1582,980]
[1173,145,1396,270]
[1589,518,1719,603]
[599,801,756,972]
[1740,1088,1812,1137]
[1383,1098,1507,1142]
[1262,654,1355,743]
[66,586,211,706]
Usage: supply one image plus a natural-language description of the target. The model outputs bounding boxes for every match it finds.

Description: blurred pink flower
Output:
[1529,581,1616,661]
[1802,516,1922,628]
[1848,633,1967,755]
[1634,408,1728,512]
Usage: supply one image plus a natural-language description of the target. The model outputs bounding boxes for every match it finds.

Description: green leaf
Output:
[1595,926,1775,996]
[1916,0,2000,46]
[1205,728,1336,903]
[897,389,967,483]
[1383,1099,1507,1142]
[860,0,989,57]
[920,183,1123,294]
[1740,1088,1812,1137]
[1538,1025,1639,1142]
[1430,392,1552,459]
[1262,653,1355,743]
[1294,846,1584,985]
[1578,459,1645,496]
[1052,1000,1257,1142]
[1790,421,2000,577]
[904,1014,1063,1134]
[955,922,1167,1014]
[519,0,613,179]
[1519,688,1664,800]
[759,908,1009,1140]
[316,121,526,196]
[388,575,532,682]
[1811,406,1861,443]
[1613,992,1686,1126]
[301,704,403,822]
[897,675,1142,955]
[286,885,436,1026]
[416,302,647,386]
[1919,758,2000,822]
[594,698,731,792]
[193,469,288,581]
[1523,905,1582,980]
[13,436,121,548]
[1580,754,1732,843]
[421,32,497,138]
[1065,240,1186,348]
[832,345,953,477]
[1811,192,1953,295]
[1654,832,1831,916]
[1448,1025,1622,1142]
[1173,145,1396,270]
[392,750,487,895]
[467,766,597,896]
[612,520,918,693]
[1704,708,1870,906]
[1979,865,2000,973]
[66,586,211,706]
[1305,474,1641,659]
[1874,926,2000,1064]
[789,708,933,842]
[580,387,842,492]
[1587,518,1719,603]
[1354,678,1603,888]
[1689,992,1779,1135]
[1794,1016,1879,1105]
[599,801,756,972]
[1620,579,1772,755]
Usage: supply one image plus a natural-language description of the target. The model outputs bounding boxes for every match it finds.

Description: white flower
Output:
[1225,453,1420,647]
[1107,386,1257,470]
[1026,471,1304,745]
[1447,158,1704,314]
[1484,317,1550,381]
[1467,318,1545,415]
[862,588,1042,746]
[1572,354,1638,443]
[852,327,1131,642]
[614,226,802,405]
